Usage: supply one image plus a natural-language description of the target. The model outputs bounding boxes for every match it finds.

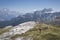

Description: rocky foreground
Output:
[0,21,35,40]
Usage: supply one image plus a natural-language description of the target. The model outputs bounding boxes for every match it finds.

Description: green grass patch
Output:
[0,27,12,35]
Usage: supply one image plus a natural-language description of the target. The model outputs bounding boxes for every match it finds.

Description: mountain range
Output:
[0,8,60,28]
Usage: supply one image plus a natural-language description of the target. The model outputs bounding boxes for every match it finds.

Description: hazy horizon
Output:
[0,0,60,13]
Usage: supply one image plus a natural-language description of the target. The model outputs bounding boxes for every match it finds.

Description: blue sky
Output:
[0,0,60,13]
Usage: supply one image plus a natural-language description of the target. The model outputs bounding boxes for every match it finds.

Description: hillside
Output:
[0,21,35,40]
[0,21,60,40]
[13,22,60,40]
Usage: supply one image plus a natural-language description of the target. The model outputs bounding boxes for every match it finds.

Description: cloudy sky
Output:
[0,0,60,13]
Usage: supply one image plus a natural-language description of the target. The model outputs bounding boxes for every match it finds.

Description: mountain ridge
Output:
[0,8,60,28]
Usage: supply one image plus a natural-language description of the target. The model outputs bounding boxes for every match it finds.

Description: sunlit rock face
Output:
[9,21,35,35]
[0,21,35,40]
